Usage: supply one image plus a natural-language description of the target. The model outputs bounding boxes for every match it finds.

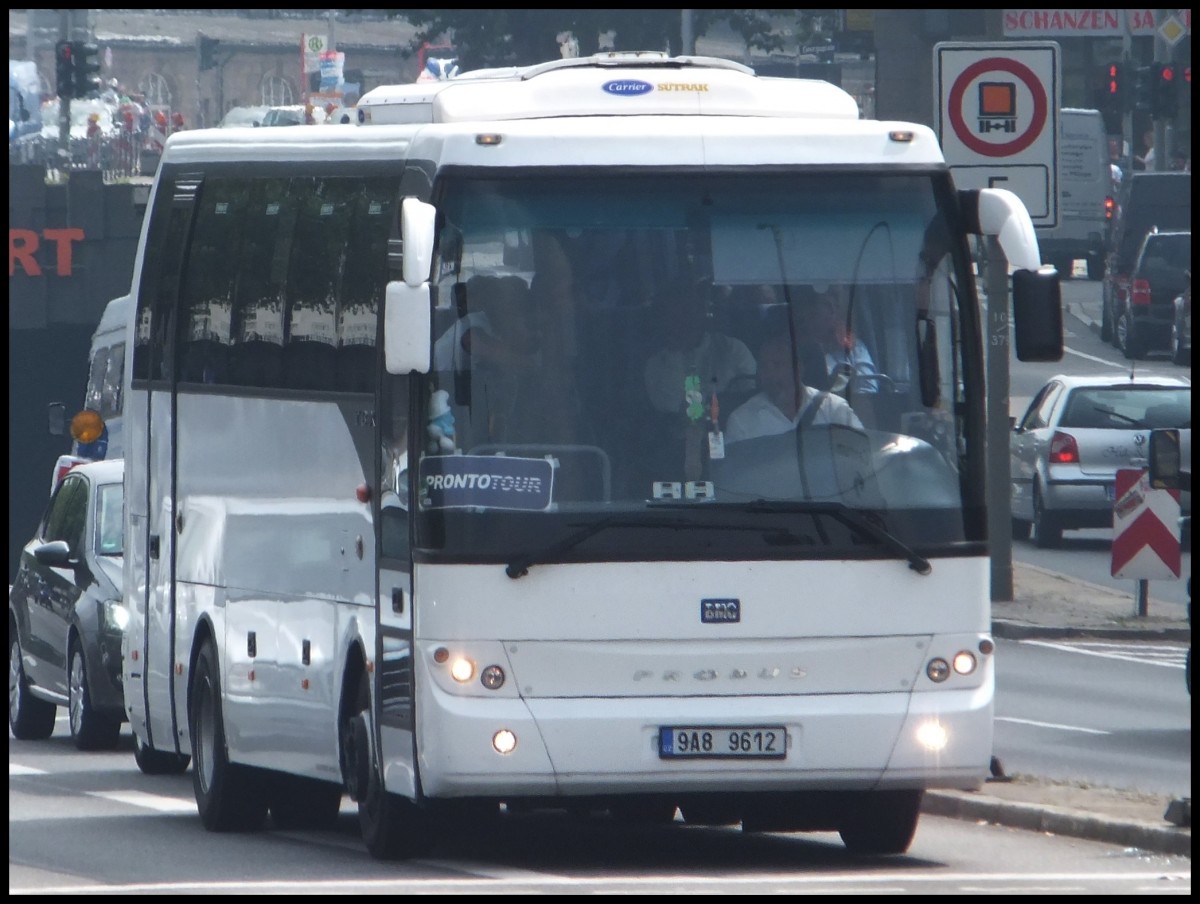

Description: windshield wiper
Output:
[506,515,691,579]
[736,499,932,575]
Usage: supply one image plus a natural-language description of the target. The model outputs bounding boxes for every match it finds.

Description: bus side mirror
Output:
[384,282,431,375]
[401,197,436,287]
[1012,268,1063,362]
[1148,428,1183,490]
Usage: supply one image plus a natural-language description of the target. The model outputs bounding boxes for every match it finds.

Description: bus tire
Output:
[68,643,121,750]
[268,774,344,829]
[837,790,922,855]
[353,672,434,860]
[190,639,268,831]
[9,635,56,740]
[133,730,190,775]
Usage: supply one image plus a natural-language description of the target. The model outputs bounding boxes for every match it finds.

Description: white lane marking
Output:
[995,716,1109,735]
[8,872,1190,895]
[9,764,47,775]
[1021,639,1188,669]
[421,859,571,881]
[1061,345,1127,367]
[87,790,196,813]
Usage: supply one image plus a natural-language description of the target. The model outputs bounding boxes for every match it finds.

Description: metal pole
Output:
[1153,10,1169,170]
[1135,578,1149,617]
[986,236,1013,601]
[680,10,695,56]
[1121,10,1133,165]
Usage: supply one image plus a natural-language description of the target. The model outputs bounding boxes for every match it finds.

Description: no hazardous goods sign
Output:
[935,42,1060,227]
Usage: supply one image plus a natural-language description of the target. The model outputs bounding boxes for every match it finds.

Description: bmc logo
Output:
[701,598,740,624]
[602,79,653,97]
[9,228,86,276]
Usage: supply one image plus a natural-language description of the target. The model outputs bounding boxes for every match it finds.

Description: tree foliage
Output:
[376,9,840,70]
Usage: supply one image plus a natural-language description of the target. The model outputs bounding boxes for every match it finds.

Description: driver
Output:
[725,333,862,444]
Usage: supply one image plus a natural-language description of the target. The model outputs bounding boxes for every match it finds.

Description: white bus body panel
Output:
[409,558,992,797]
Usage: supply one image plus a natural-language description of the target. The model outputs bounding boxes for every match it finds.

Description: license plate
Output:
[658,726,786,759]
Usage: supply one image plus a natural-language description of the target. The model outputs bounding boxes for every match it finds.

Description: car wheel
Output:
[1118,311,1145,359]
[190,639,268,831]
[9,635,56,740]
[838,790,923,856]
[1032,483,1062,548]
[68,643,121,750]
[1054,256,1074,278]
[132,728,190,774]
[1086,254,1105,281]
[1011,517,1032,541]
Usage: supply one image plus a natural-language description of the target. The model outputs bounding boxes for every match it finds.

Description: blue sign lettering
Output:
[602,79,653,97]
[419,454,555,511]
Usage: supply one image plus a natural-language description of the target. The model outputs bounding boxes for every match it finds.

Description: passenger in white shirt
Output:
[725,334,863,444]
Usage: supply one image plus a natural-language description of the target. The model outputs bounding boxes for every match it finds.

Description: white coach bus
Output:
[122,52,1062,860]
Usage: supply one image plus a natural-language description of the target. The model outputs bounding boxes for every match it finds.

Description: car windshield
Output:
[95,482,123,556]
[1059,387,1191,430]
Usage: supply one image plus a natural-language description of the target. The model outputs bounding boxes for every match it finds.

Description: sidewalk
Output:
[922,560,1191,857]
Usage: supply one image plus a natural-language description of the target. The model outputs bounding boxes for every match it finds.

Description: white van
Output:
[1037,108,1113,280]
[48,293,129,489]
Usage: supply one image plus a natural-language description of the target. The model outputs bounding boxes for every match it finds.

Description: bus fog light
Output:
[926,658,950,682]
[450,657,475,683]
[916,721,948,751]
[492,729,517,754]
[952,651,977,675]
[480,664,505,690]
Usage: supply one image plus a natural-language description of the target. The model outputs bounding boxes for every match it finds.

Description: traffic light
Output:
[55,40,74,99]
[71,42,102,99]
[197,35,220,72]
[1133,64,1155,113]
[1101,61,1126,111]
[1151,62,1179,120]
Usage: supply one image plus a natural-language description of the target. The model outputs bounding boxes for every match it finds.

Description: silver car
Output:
[1010,374,1191,547]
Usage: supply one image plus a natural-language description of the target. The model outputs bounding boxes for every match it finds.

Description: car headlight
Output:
[101,600,129,632]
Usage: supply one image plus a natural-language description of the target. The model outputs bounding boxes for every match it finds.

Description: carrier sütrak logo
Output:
[601,79,710,96]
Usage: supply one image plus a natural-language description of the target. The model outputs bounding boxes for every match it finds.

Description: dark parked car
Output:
[1172,270,1191,366]
[1100,171,1191,344]
[9,458,127,749]
[1113,229,1191,359]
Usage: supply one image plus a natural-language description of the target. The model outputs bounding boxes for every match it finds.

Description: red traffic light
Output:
[1160,64,1176,82]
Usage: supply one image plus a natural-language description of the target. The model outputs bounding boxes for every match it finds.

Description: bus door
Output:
[132,175,198,757]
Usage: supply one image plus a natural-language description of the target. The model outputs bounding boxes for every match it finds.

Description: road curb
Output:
[923,790,1193,856]
[992,620,1192,641]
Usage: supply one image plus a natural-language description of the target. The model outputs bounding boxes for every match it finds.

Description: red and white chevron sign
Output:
[1111,468,1181,580]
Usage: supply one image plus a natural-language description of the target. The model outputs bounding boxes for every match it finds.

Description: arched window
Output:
[261,75,295,107]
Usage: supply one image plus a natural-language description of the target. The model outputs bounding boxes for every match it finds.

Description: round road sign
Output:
[947,57,1048,157]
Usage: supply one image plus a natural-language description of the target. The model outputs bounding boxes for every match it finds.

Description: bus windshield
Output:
[403,169,982,563]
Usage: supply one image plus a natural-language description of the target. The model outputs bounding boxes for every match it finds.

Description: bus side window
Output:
[283,177,353,392]
[178,177,243,385]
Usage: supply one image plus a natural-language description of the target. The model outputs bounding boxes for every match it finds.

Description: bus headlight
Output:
[480,664,505,690]
[925,657,950,682]
[449,657,475,683]
[952,651,977,675]
[492,729,517,754]
[916,721,948,751]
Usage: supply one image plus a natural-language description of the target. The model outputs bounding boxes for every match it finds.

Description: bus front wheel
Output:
[352,672,433,860]
[837,789,923,855]
[190,639,268,831]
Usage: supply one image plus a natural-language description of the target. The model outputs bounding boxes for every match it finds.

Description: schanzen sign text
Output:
[9,228,85,277]
[1003,8,1191,37]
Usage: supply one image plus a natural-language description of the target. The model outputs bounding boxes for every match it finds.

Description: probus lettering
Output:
[9,228,86,276]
